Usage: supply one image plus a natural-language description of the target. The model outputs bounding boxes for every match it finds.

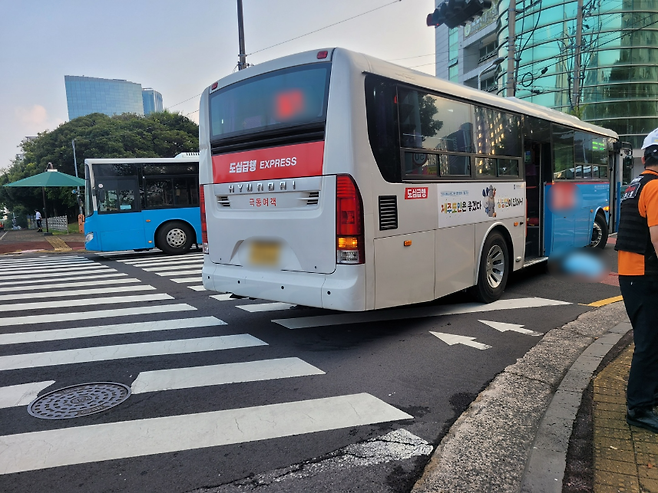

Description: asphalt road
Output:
[0,244,621,492]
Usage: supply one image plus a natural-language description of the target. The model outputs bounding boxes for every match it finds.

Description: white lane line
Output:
[0,393,411,475]
[188,285,206,291]
[131,357,324,394]
[0,293,173,313]
[142,262,203,272]
[171,277,203,283]
[0,272,127,287]
[0,316,227,346]
[0,267,114,281]
[0,278,141,294]
[0,303,196,327]
[0,285,156,302]
[238,303,295,313]
[0,264,112,276]
[0,334,267,371]
[155,269,202,277]
[273,297,572,329]
[0,381,56,409]
[210,294,233,301]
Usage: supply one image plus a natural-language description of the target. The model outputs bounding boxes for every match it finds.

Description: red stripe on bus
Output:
[212,141,325,183]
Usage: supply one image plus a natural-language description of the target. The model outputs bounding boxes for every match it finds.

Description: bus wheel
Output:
[589,213,608,249]
[470,231,510,303]
[157,221,193,255]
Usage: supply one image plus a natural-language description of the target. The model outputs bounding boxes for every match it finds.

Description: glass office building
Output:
[65,76,146,120]
[142,89,164,115]
[497,0,658,151]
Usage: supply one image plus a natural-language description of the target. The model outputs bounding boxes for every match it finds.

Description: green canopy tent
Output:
[4,169,85,232]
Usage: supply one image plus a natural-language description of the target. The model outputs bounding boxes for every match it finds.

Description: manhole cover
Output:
[28,382,131,420]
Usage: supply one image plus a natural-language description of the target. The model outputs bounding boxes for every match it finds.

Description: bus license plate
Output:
[249,241,280,266]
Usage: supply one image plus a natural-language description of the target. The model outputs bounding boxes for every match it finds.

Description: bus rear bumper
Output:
[202,261,367,311]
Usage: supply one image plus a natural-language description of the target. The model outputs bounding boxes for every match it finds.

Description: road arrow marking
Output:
[478,320,541,337]
[429,332,491,350]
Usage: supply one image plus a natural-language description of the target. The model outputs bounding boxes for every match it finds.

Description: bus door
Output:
[523,140,548,259]
[94,174,142,250]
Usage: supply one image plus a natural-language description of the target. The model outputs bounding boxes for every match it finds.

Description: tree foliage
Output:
[0,111,198,225]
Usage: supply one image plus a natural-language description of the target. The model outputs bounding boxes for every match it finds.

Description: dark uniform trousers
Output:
[619,275,658,410]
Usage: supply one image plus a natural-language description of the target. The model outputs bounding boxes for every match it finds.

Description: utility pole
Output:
[505,0,516,97]
[572,0,584,111]
[237,0,247,70]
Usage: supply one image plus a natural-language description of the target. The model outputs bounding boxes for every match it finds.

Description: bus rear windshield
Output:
[209,64,331,142]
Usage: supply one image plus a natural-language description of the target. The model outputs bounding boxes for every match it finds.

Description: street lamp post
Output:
[477,56,506,91]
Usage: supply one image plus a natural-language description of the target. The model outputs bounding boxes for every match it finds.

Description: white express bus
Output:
[198,48,619,311]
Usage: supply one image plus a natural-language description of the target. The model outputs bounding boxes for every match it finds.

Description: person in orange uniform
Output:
[616,128,658,432]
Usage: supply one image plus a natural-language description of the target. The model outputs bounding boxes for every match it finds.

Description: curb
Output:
[412,302,629,493]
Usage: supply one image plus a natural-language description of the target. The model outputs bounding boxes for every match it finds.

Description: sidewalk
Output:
[592,344,658,492]
[0,228,85,255]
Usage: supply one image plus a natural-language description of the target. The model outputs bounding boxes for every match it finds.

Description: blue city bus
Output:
[84,153,201,254]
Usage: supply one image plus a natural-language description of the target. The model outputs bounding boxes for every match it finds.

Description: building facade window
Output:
[495,0,658,149]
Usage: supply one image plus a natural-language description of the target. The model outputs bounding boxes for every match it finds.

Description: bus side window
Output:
[365,75,401,183]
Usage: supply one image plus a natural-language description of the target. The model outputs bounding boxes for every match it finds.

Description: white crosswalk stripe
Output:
[237,302,295,313]
[131,357,324,394]
[210,293,233,301]
[142,262,204,272]
[0,266,113,281]
[0,271,128,287]
[111,251,205,286]
[154,269,202,277]
[1,277,141,293]
[0,335,267,371]
[0,284,156,302]
[0,254,412,476]
[0,293,173,313]
[0,316,227,345]
[172,276,204,283]
[0,393,411,475]
[0,381,56,409]
[0,303,195,327]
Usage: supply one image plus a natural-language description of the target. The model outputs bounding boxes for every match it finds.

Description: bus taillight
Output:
[336,174,364,264]
[199,185,209,254]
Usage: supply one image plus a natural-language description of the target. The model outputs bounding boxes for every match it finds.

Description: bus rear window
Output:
[209,64,331,141]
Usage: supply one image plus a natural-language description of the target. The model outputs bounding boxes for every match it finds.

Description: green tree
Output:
[0,111,198,223]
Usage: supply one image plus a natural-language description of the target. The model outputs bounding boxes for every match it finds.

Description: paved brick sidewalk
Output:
[593,345,658,492]
[0,229,85,255]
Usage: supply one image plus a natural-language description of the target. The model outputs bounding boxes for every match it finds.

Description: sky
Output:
[0,0,437,172]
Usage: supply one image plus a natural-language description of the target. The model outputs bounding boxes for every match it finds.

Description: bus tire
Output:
[470,231,510,303]
[589,213,608,249]
[157,221,194,255]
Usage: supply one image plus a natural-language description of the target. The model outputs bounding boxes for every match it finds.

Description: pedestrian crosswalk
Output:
[0,254,412,476]
[108,251,206,290]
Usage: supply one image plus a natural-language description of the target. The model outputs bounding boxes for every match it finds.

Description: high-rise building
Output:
[433,2,500,91]
[64,76,165,120]
[142,89,164,115]
[433,0,658,163]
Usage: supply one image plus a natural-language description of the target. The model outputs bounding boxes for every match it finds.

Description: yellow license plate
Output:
[249,241,281,266]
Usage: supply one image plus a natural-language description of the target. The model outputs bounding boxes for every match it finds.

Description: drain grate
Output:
[28,382,131,420]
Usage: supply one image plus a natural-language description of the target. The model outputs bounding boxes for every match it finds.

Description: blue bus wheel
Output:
[157,221,193,255]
